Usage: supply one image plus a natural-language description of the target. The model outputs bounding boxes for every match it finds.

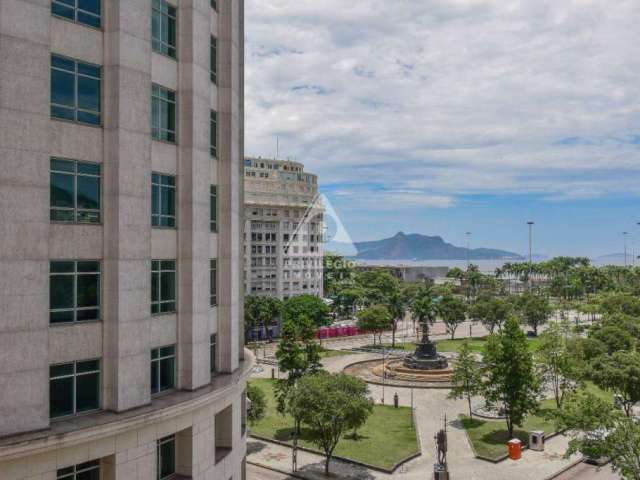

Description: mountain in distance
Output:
[593,253,637,265]
[351,232,523,261]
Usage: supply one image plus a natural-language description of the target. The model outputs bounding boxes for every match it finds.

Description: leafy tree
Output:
[438,294,467,340]
[590,351,640,417]
[333,286,363,319]
[244,295,282,342]
[386,287,405,348]
[244,295,263,342]
[599,292,640,317]
[605,417,640,480]
[355,270,400,307]
[557,391,640,480]
[282,294,330,328]
[514,293,552,336]
[410,286,438,342]
[356,305,392,346]
[556,390,617,461]
[323,252,356,297]
[536,323,582,408]
[287,372,373,475]
[246,383,267,425]
[482,317,540,438]
[588,325,635,356]
[275,315,322,414]
[469,296,511,334]
[448,340,482,418]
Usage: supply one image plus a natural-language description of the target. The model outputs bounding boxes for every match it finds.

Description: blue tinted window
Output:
[151,84,176,142]
[49,260,100,323]
[52,0,101,28]
[50,360,100,419]
[152,0,177,58]
[151,173,176,228]
[50,158,101,223]
[51,54,101,126]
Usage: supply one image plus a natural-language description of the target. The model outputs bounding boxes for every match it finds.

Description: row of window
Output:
[52,0,218,76]
[58,405,236,480]
[50,337,217,419]
[50,259,217,324]
[51,158,218,232]
[50,53,219,153]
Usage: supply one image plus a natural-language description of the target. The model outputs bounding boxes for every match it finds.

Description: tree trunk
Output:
[468,395,473,420]
[392,320,397,348]
[324,454,331,475]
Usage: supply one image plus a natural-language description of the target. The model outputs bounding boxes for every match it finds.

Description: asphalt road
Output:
[553,462,621,480]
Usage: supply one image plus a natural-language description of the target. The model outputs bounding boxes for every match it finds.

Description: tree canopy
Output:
[287,371,374,475]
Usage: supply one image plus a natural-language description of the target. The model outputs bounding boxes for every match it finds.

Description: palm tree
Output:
[410,286,438,344]
[386,289,405,348]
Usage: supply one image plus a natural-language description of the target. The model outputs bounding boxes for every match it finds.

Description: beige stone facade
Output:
[244,158,323,299]
[0,0,249,479]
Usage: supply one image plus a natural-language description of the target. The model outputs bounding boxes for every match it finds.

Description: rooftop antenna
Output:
[276,136,279,160]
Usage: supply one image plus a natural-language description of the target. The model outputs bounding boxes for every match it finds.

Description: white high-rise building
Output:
[244,158,324,299]
[0,1,251,479]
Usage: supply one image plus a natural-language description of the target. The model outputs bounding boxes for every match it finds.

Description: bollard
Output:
[394,392,399,408]
[271,368,275,379]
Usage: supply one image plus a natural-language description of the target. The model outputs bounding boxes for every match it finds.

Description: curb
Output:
[248,434,421,474]
[342,357,454,390]
[458,415,566,464]
[247,460,307,480]
[542,458,586,480]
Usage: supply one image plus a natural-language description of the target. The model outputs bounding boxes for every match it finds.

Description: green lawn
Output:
[461,398,558,460]
[461,384,613,461]
[248,378,420,470]
[319,348,354,358]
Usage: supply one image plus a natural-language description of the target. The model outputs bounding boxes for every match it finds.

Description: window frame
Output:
[51,0,102,29]
[151,345,176,395]
[56,460,100,480]
[210,110,217,157]
[50,158,101,224]
[151,260,177,315]
[210,333,217,376]
[156,434,176,480]
[210,36,217,84]
[49,359,101,419]
[210,259,217,307]
[151,0,177,59]
[151,83,177,143]
[50,260,101,324]
[151,173,176,228]
[50,53,101,126]
[210,185,218,232]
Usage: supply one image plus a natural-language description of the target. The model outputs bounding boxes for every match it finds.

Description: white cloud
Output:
[245,0,640,210]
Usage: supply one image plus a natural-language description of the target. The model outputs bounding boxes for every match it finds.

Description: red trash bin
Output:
[507,439,522,460]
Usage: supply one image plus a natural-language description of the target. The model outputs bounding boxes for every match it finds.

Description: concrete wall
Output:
[0,0,246,476]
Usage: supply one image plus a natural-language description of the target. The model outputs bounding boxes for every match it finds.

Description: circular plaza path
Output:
[248,320,585,480]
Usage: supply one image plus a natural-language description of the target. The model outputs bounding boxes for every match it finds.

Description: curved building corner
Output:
[0,0,248,479]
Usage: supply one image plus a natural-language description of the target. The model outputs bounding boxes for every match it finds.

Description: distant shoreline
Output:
[352,258,628,274]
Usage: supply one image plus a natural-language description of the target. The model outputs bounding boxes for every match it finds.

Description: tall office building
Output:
[0,1,250,479]
[244,158,324,299]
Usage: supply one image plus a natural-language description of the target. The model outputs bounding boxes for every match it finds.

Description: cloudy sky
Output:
[244,0,640,257]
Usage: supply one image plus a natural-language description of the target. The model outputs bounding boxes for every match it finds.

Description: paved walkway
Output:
[248,346,583,480]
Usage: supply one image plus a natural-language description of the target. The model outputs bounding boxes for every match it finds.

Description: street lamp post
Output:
[527,221,534,291]
[465,231,472,269]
